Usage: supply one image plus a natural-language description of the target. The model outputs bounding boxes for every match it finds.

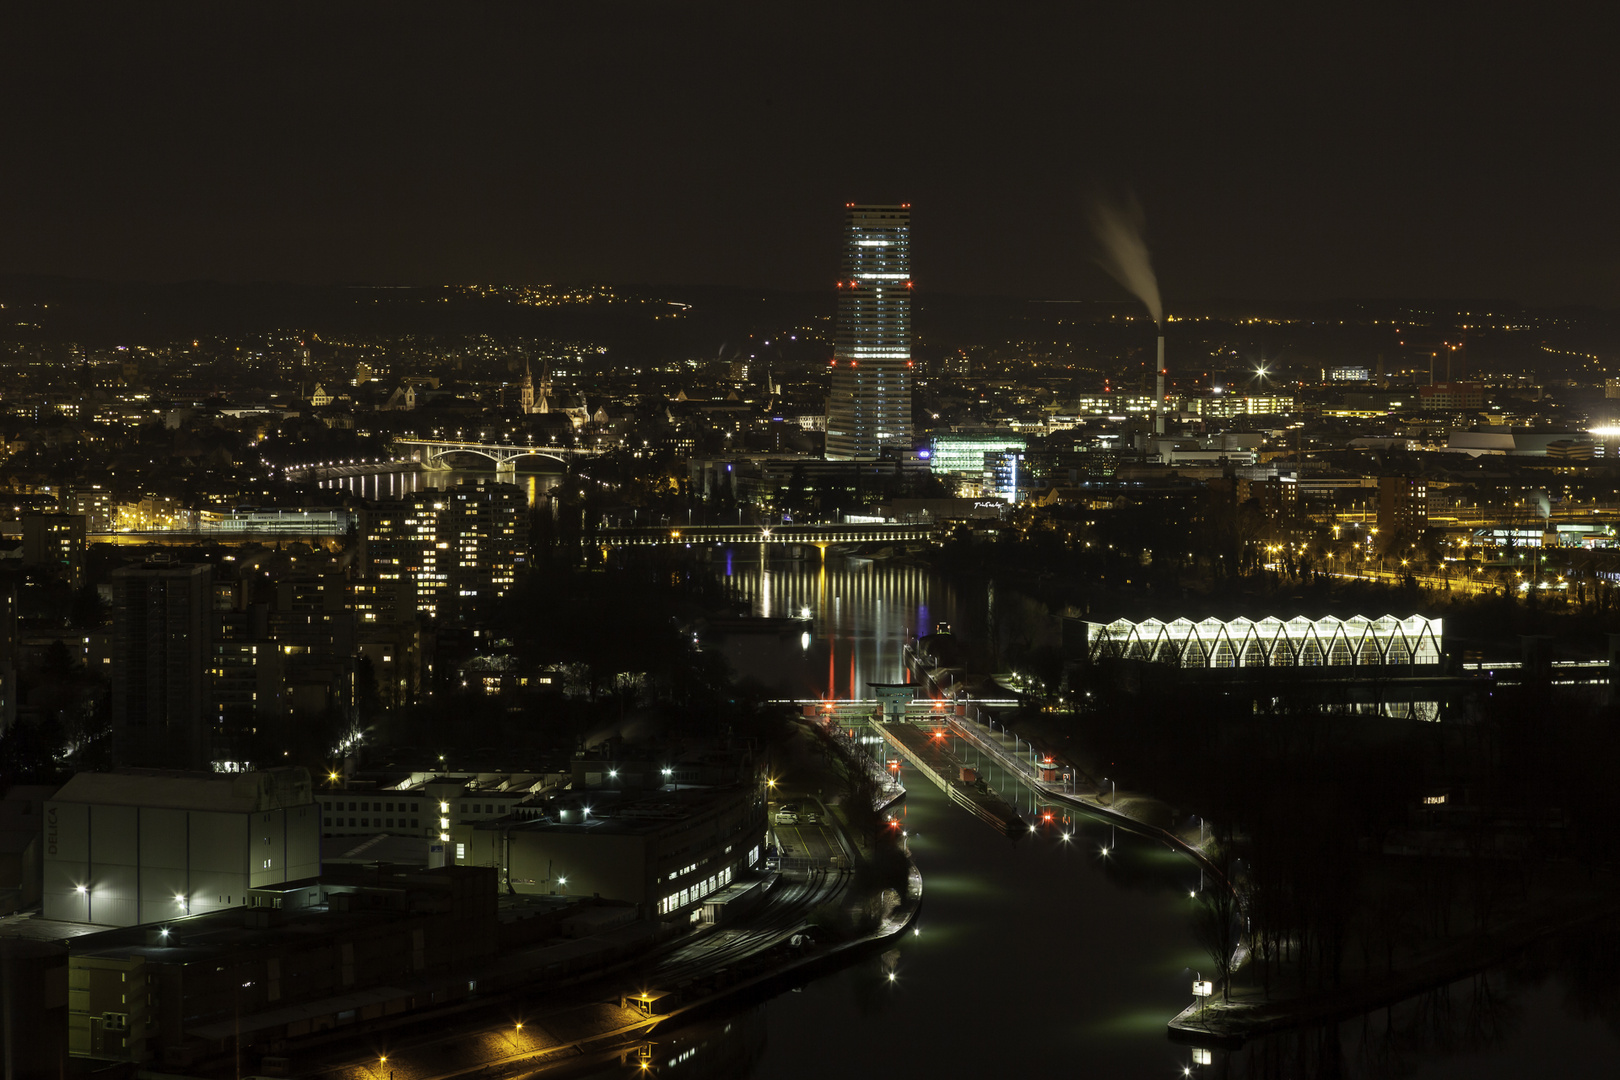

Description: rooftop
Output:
[50,767,313,814]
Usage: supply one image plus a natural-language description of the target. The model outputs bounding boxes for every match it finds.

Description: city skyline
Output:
[5,6,1620,1078]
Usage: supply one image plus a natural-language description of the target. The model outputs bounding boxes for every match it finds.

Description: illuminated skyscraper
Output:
[825,204,912,460]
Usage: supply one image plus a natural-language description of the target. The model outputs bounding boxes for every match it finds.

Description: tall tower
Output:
[519,361,535,414]
[825,204,913,460]
[110,561,212,769]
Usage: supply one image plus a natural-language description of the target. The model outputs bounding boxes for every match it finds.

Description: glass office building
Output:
[929,430,1027,474]
[825,204,912,460]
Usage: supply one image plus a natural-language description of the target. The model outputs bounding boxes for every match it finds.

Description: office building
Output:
[825,204,913,460]
[1418,382,1485,411]
[110,561,212,769]
[930,430,1027,475]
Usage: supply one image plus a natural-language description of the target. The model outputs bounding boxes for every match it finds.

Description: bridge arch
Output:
[398,439,581,472]
[489,448,575,470]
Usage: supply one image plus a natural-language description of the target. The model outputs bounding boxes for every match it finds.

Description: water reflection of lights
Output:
[723,559,943,698]
[321,467,563,508]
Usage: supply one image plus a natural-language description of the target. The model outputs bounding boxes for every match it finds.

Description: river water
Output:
[322,471,1620,1076]
[677,551,1620,1079]
[320,467,561,505]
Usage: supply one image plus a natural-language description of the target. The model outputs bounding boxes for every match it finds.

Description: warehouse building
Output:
[43,768,320,927]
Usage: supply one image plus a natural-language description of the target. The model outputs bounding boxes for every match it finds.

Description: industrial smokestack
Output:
[1155,333,1166,435]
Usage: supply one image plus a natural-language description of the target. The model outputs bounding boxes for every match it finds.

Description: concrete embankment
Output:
[876,720,1025,836]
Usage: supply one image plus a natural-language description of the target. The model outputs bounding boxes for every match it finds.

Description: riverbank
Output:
[904,643,1620,1049]
[1167,879,1620,1047]
[288,720,923,1080]
[906,644,1222,870]
[489,720,924,1079]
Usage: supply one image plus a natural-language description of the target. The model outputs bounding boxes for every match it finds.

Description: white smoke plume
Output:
[1088,193,1163,326]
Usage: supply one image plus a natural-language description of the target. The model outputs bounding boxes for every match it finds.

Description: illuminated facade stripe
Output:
[1083,615,1442,669]
[826,204,912,460]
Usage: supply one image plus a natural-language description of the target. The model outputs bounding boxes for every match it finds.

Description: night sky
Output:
[4,3,1617,306]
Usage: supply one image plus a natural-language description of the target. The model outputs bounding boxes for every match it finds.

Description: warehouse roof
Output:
[49,768,313,814]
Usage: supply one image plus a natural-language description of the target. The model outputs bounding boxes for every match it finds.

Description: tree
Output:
[1190,843,1242,1003]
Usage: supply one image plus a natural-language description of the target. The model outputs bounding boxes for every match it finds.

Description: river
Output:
[673,551,1620,1079]
[320,466,563,506]
[323,471,1620,1075]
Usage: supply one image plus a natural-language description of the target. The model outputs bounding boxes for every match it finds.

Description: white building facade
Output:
[43,768,319,926]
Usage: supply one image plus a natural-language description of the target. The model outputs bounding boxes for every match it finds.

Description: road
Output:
[287,827,851,1080]
[289,867,848,1080]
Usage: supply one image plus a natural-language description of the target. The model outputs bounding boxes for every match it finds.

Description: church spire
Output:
[520,360,535,413]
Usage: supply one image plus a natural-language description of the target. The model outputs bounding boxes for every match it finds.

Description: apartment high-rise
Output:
[825,203,913,460]
[110,560,212,769]
[22,512,87,588]
[364,478,529,619]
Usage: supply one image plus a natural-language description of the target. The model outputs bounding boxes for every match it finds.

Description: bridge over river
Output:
[393,437,607,472]
[597,522,937,547]
[781,697,1031,836]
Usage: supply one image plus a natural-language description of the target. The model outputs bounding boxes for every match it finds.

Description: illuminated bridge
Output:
[596,523,937,547]
[393,438,607,473]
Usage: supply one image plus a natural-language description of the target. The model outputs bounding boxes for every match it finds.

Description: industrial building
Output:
[318,771,547,842]
[451,783,767,921]
[42,768,320,927]
[60,865,498,1065]
[54,864,662,1068]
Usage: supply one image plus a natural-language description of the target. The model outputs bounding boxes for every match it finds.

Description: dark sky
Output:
[4,3,1618,306]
